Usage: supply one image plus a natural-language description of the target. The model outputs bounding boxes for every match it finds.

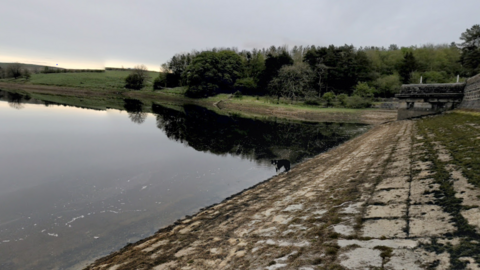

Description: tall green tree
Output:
[258,51,293,92]
[304,45,374,95]
[373,74,401,98]
[269,62,313,101]
[459,24,480,76]
[399,52,417,84]
[242,50,265,83]
[184,51,243,98]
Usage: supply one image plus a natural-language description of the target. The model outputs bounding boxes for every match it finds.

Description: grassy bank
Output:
[0,72,397,124]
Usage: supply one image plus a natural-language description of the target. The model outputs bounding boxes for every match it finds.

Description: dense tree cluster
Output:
[183,51,244,97]
[0,63,30,79]
[151,25,477,103]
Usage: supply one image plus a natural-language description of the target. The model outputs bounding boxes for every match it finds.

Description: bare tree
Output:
[125,65,149,90]
[6,63,22,79]
[314,58,333,97]
[132,64,149,81]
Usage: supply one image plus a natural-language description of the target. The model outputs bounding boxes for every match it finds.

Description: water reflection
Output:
[152,103,367,165]
[124,99,147,124]
[4,91,28,109]
[0,89,369,270]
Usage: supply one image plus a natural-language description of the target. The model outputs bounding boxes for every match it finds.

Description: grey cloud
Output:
[1,0,479,69]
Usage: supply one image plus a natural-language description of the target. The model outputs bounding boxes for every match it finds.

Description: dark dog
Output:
[271,159,290,172]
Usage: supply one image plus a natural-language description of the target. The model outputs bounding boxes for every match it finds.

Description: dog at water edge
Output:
[271,159,290,172]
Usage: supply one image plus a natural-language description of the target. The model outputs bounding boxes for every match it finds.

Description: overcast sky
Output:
[1,0,479,70]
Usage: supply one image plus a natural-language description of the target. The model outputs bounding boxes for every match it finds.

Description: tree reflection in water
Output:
[152,103,368,166]
[0,90,368,167]
[123,99,147,124]
[6,92,28,110]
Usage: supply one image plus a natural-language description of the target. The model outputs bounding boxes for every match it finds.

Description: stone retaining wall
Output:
[399,83,465,95]
[459,73,480,109]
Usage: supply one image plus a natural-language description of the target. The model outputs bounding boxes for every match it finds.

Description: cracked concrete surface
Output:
[84,119,480,270]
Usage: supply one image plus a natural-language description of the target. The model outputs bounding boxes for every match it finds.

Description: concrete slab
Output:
[339,202,364,214]
[376,176,410,190]
[333,224,355,236]
[419,250,451,270]
[142,240,169,253]
[339,248,382,269]
[462,208,480,231]
[153,261,178,270]
[412,161,433,171]
[460,257,480,270]
[365,204,407,219]
[370,189,409,204]
[174,247,196,258]
[409,205,455,237]
[410,179,438,204]
[337,239,418,249]
[414,170,436,180]
[384,249,423,270]
[452,168,480,207]
[390,159,411,170]
[361,219,407,238]
[384,167,409,177]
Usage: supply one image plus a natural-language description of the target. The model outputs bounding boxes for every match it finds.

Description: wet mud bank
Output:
[84,112,480,269]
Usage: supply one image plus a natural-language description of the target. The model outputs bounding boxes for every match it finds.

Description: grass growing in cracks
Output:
[416,113,480,269]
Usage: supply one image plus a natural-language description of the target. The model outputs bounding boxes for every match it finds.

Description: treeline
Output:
[152,25,479,104]
[41,67,104,74]
[0,63,104,79]
[0,63,32,79]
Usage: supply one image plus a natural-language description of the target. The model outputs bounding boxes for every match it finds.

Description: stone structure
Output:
[396,82,466,120]
[459,73,480,109]
[396,73,480,119]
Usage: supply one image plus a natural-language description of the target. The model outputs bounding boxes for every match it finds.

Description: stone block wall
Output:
[400,83,465,95]
[460,73,480,109]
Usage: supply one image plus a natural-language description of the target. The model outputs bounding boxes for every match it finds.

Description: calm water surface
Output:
[0,90,369,269]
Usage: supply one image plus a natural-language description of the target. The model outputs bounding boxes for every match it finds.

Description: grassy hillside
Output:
[0,62,62,71]
[1,70,159,91]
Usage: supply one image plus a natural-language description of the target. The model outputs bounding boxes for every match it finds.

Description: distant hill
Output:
[0,62,62,71]
[0,63,105,73]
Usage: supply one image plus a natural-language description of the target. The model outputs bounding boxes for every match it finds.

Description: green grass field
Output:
[1,70,159,91]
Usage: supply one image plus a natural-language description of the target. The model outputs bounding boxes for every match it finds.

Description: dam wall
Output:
[396,83,464,120]
[396,73,480,119]
[459,73,480,110]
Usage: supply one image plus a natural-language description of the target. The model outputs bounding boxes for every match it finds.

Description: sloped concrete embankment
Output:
[85,118,480,270]
[460,73,480,110]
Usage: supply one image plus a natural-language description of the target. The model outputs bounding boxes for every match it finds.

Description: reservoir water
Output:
[0,90,369,269]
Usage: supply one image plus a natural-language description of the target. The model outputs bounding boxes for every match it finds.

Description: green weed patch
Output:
[416,113,480,268]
